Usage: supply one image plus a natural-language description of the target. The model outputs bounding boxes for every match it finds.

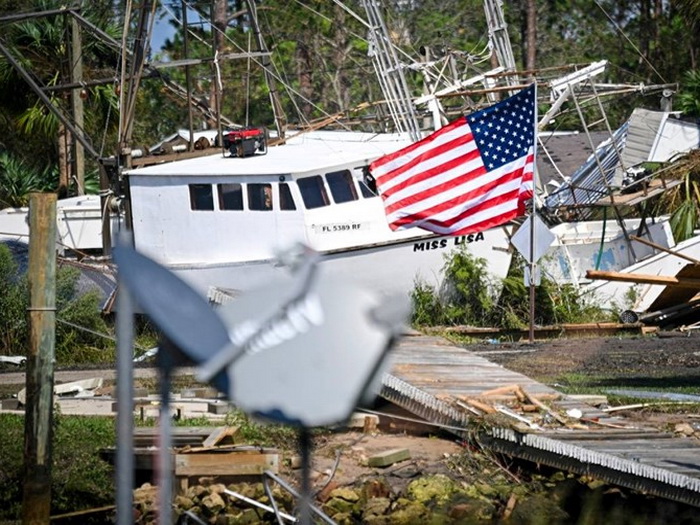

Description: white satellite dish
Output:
[114,244,408,427]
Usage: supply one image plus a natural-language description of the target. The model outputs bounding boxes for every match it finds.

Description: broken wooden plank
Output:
[516,386,568,425]
[479,384,526,401]
[174,449,279,477]
[133,427,224,448]
[586,269,700,289]
[566,394,609,406]
[201,426,238,448]
[459,397,497,414]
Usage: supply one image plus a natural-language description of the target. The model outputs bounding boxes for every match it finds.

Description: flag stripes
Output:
[370,85,536,236]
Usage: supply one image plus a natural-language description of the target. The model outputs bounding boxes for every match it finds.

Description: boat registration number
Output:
[313,222,367,234]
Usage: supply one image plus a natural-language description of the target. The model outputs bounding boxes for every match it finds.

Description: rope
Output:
[593,0,666,83]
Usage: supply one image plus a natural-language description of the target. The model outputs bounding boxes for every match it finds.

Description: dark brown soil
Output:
[462,331,700,385]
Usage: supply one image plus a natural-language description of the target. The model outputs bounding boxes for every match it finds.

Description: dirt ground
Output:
[302,430,467,496]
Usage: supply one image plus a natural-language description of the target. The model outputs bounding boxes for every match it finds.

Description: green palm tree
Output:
[0,0,120,196]
[0,151,55,208]
[677,70,700,118]
[653,151,700,243]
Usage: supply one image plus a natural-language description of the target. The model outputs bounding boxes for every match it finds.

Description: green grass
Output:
[0,413,116,523]
[0,407,302,523]
[540,372,700,411]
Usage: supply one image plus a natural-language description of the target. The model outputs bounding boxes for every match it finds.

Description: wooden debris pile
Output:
[101,426,280,494]
[440,384,630,432]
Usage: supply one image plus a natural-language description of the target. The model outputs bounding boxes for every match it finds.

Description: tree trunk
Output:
[330,4,351,113]
[525,0,537,72]
[296,43,313,120]
[57,123,70,199]
[640,0,651,73]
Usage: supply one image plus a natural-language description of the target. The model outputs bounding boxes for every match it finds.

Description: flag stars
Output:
[466,85,535,171]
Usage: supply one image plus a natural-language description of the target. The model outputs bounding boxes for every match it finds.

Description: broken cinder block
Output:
[347,413,379,431]
[368,448,411,467]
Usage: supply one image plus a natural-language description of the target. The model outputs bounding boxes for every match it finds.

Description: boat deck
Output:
[382,332,700,507]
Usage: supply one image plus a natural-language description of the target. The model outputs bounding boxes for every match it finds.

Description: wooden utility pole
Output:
[70,12,85,195]
[22,193,58,524]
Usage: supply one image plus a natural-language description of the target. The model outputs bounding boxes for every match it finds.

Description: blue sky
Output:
[150,8,207,55]
[151,17,172,53]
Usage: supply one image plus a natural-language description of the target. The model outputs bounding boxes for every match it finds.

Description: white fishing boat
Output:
[122,129,513,301]
[1,1,689,314]
[541,216,674,287]
[0,194,103,254]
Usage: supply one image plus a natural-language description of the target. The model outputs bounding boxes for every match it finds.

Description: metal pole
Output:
[22,193,57,524]
[157,345,173,525]
[299,429,312,525]
[528,219,536,344]
[98,164,112,256]
[244,0,287,139]
[264,471,335,525]
[116,232,135,525]
[183,0,194,151]
[528,83,539,344]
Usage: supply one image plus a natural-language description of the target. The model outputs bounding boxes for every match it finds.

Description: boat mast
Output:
[243,0,287,141]
[483,0,519,90]
[361,0,422,141]
[117,0,157,171]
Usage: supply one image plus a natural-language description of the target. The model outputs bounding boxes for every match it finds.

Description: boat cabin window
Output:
[189,184,214,211]
[326,170,358,204]
[279,182,296,210]
[298,175,330,209]
[248,183,273,211]
[217,183,243,210]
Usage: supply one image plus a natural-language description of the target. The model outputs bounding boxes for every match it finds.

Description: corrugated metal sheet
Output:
[615,108,667,182]
[543,123,628,213]
[543,109,674,215]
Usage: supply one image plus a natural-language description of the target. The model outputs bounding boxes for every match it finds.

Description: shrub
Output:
[0,244,115,362]
[411,249,612,329]
[411,248,495,327]
[0,244,29,353]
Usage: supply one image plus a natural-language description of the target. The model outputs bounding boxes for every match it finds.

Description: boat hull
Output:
[165,230,512,303]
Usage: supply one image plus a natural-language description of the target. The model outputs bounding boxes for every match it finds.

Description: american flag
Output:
[370,85,536,235]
